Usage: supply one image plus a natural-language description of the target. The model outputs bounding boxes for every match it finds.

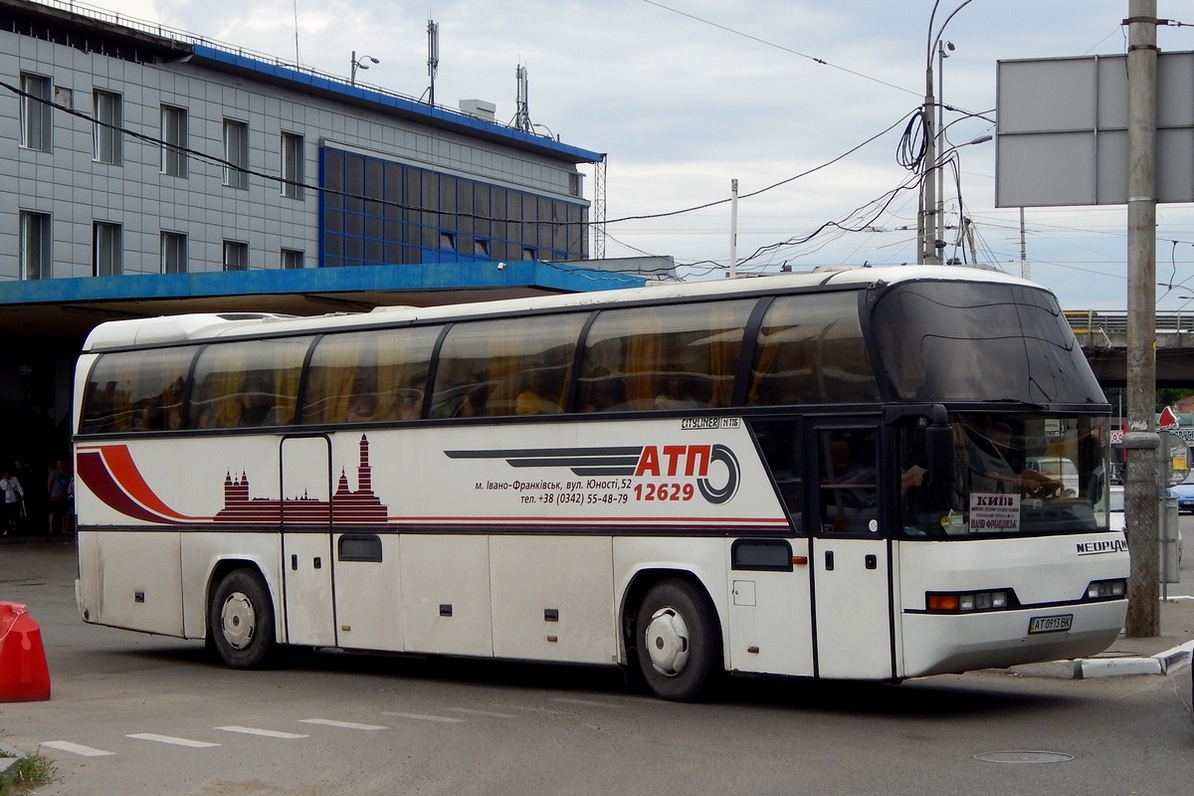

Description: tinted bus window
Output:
[81,348,194,433]
[189,338,312,428]
[431,314,584,418]
[303,326,439,424]
[746,293,879,406]
[579,300,754,412]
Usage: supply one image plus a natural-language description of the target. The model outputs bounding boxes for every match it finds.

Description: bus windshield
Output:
[899,411,1109,537]
[871,280,1105,404]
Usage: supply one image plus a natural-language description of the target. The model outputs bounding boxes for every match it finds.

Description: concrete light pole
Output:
[1123,0,1160,637]
[920,0,974,265]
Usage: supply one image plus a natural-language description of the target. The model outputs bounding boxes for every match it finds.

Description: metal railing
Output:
[1066,310,1194,348]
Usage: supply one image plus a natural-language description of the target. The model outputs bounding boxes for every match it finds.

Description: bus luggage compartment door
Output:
[280,436,336,647]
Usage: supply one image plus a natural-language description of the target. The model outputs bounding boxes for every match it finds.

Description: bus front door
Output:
[811,425,895,679]
[280,436,336,647]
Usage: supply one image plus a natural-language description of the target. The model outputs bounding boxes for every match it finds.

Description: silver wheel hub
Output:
[220,591,256,650]
[644,606,689,677]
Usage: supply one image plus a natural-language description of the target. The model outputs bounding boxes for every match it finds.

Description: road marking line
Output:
[40,741,115,757]
[444,708,518,719]
[299,719,388,731]
[126,733,219,748]
[550,697,626,709]
[380,712,465,724]
[215,726,310,739]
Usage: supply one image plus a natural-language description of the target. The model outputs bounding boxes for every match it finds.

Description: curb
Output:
[1010,640,1193,680]
[0,740,22,777]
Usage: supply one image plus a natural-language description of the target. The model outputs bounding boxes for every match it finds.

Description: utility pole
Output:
[1123,0,1159,637]
[920,63,939,264]
[729,178,738,279]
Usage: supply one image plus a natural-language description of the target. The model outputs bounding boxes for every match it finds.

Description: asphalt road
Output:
[1,542,1192,796]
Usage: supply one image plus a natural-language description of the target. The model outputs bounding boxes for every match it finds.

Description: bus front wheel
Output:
[209,568,275,669]
[635,578,720,701]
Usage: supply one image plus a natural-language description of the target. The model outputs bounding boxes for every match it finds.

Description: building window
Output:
[223,240,248,271]
[223,119,249,189]
[19,212,50,280]
[160,105,187,177]
[439,232,456,251]
[93,222,122,277]
[281,248,304,270]
[93,90,122,165]
[474,239,490,258]
[161,232,187,274]
[568,172,582,197]
[281,133,304,199]
[20,73,52,152]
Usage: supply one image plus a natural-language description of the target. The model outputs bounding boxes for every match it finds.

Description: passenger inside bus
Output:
[345,393,377,423]
[515,369,557,415]
[397,389,423,420]
[654,375,700,410]
[581,368,625,412]
[455,371,489,418]
[238,377,275,426]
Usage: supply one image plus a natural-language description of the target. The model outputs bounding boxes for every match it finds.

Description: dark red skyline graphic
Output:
[214,434,388,525]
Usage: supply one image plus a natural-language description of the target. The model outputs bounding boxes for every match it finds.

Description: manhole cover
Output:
[975,751,1074,764]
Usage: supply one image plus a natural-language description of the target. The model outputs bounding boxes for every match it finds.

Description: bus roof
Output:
[81,266,1038,352]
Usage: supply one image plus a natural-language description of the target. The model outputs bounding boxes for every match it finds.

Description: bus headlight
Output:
[926,589,1012,613]
[1086,579,1127,600]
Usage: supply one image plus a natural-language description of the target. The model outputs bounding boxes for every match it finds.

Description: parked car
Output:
[1108,485,1125,532]
[1169,481,1194,514]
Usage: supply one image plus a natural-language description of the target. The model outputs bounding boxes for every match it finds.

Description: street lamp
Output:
[351,50,379,85]
[920,0,975,265]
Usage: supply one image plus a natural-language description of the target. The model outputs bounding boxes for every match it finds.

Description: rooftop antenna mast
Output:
[513,64,532,132]
[426,19,439,106]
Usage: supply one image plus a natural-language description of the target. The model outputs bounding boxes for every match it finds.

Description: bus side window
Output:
[748,419,803,531]
[433,315,581,418]
[818,429,878,534]
[582,300,752,413]
[80,348,194,434]
[189,338,310,429]
[747,294,880,406]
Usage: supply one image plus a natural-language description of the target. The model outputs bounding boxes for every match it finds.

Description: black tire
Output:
[634,578,721,701]
[208,568,275,669]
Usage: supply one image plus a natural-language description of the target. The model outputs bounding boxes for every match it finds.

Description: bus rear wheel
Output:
[209,568,275,669]
[634,578,720,701]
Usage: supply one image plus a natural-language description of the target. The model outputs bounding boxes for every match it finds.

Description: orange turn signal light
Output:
[927,594,959,611]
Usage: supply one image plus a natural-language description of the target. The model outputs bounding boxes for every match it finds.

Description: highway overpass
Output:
[1068,310,1194,387]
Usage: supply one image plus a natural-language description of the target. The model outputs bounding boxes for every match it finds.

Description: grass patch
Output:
[0,753,55,795]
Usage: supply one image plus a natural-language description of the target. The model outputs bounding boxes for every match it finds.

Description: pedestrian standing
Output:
[47,460,71,536]
[0,469,24,535]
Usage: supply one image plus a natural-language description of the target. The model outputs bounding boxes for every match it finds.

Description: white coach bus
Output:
[72,266,1128,701]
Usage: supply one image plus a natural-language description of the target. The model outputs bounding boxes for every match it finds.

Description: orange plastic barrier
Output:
[0,601,51,702]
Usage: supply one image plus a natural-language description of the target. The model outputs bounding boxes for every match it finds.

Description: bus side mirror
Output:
[924,425,955,486]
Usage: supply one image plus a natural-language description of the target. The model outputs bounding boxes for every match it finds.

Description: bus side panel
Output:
[490,535,616,664]
[179,533,284,642]
[400,534,493,656]
[78,530,184,637]
[896,536,1128,675]
[613,537,729,666]
[333,533,403,651]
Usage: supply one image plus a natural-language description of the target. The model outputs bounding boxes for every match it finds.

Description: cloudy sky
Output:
[83,0,1194,310]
